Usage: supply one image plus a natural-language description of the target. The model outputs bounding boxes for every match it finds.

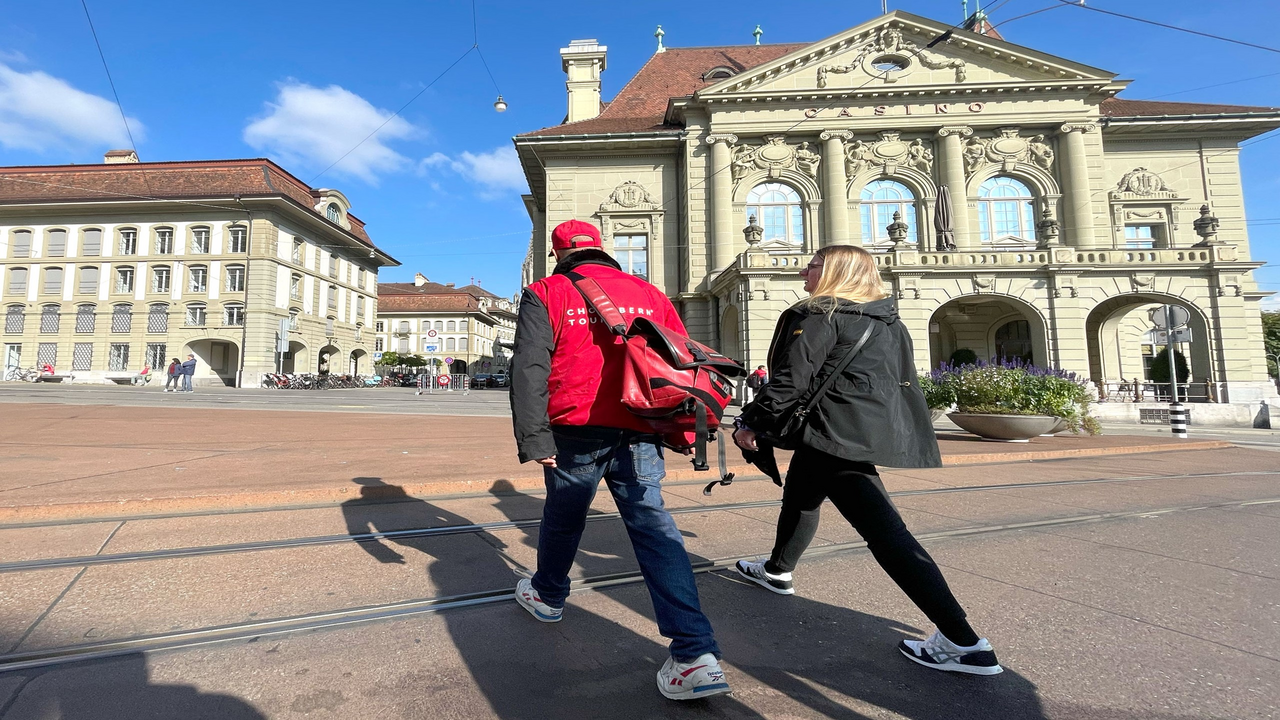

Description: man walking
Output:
[180,353,196,392]
[509,220,730,701]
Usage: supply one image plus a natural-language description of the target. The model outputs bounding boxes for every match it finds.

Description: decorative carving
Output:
[1130,274,1155,292]
[1110,167,1178,200]
[886,210,910,247]
[743,215,764,246]
[704,133,738,145]
[816,25,966,88]
[795,142,821,178]
[962,128,1058,177]
[936,126,973,139]
[973,275,996,292]
[1193,204,1221,245]
[1125,209,1166,221]
[1058,122,1097,134]
[599,181,659,213]
[819,130,853,142]
[755,135,797,178]
[1035,208,1060,247]
[907,138,933,174]
[731,143,756,181]
[843,131,931,177]
[1027,134,1054,171]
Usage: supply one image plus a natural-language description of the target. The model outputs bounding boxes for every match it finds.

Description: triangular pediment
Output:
[696,11,1117,98]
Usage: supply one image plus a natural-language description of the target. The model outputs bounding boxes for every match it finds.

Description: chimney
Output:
[414,273,429,287]
[445,282,455,288]
[104,149,139,164]
[560,39,607,123]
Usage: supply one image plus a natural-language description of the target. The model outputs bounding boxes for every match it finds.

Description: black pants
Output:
[766,446,979,646]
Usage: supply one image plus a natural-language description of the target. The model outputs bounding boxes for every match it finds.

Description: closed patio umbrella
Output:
[935,184,957,251]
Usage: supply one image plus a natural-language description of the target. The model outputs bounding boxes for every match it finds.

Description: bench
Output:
[104,372,152,385]
[34,373,74,383]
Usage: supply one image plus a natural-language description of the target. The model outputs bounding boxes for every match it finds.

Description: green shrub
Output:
[949,348,979,366]
[929,359,1100,435]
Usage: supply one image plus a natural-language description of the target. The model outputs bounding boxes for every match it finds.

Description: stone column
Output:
[706,134,738,271]
[936,126,974,250]
[1058,123,1097,249]
[819,131,853,245]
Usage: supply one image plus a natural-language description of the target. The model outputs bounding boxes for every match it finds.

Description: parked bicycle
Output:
[3,366,39,382]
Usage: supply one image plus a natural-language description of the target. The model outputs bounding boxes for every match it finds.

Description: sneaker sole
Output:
[656,676,732,701]
[734,564,795,596]
[898,646,1003,676]
[514,591,562,623]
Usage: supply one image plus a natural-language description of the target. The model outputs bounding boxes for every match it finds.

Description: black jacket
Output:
[738,297,942,468]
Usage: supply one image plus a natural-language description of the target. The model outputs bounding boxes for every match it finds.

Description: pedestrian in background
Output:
[744,365,768,402]
[165,358,182,392]
[509,219,731,701]
[180,354,196,393]
[732,245,1003,677]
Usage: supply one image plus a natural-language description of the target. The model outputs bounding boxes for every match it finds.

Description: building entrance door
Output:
[3,344,20,370]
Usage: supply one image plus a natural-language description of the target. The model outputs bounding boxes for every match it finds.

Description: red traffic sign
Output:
[436,374,451,387]
[444,357,454,365]
[426,329,438,338]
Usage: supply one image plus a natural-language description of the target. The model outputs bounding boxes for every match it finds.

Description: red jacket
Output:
[510,250,687,462]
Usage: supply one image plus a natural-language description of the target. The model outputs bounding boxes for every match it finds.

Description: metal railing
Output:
[1096,381,1219,404]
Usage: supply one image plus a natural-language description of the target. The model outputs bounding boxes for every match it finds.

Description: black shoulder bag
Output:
[763,319,875,450]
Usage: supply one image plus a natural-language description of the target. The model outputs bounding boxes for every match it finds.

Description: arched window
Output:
[4,305,25,334]
[458,337,468,352]
[147,303,169,333]
[434,320,443,331]
[10,230,32,258]
[746,183,804,245]
[75,304,96,333]
[111,304,133,333]
[459,319,468,332]
[190,226,210,254]
[79,265,100,294]
[977,177,1036,245]
[43,267,64,295]
[46,229,68,257]
[447,320,456,332]
[40,304,60,333]
[155,227,175,255]
[6,267,28,294]
[223,303,245,327]
[859,180,917,247]
[446,337,456,351]
[326,203,341,223]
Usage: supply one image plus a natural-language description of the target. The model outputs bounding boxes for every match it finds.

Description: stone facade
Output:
[375,277,517,375]
[0,158,396,387]
[516,11,1278,405]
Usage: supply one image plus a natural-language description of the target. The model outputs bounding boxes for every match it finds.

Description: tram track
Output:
[0,495,1273,674]
[4,470,1278,574]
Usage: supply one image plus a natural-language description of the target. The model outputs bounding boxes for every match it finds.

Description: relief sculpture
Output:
[730,135,821,180]
[843,132,933,177]
[963,128,1056,177]
[816,25,967,87]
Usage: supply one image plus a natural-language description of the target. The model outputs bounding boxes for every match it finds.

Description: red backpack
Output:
[568,272,746,472]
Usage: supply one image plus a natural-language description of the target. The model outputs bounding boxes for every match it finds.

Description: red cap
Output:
[550,220,603,252]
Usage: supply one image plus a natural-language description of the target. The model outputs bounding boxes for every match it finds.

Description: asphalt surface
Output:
[0,386,1278,718]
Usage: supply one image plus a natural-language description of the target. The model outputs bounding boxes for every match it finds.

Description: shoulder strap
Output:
[565,271,628,335]
[792,318,876,420]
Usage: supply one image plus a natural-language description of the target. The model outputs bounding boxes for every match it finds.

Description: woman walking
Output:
[732,245,1002,676]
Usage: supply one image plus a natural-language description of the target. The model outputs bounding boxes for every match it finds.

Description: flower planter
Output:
[948,413,1062,442]
[1041,417,1069,436]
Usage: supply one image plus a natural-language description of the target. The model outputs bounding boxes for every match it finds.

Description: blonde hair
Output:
[797,245,889,313]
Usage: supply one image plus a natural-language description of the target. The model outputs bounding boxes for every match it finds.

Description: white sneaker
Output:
[514,578,563,623]
[657,653,731,700]
[899,630,1003,675]
[735,559,795,595]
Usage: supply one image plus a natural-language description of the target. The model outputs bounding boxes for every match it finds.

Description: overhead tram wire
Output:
[1055,0,1280,56]
[79,0,148,195]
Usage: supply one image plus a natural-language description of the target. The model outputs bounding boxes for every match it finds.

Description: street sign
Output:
[277,319,290,353]
[427,329,438,338]
[1153,328,1192,344]
[424,344,438,353]
[444,357,454,365]
[437,374,451,387]
[373,351,383,360]
[1151,305,1190,330]
[482,361,491,368]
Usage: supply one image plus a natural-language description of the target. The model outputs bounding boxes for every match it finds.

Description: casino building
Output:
[515,10,1279,417]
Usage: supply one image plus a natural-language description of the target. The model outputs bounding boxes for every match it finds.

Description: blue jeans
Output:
[182,374,192,391]
[531,426,720,662]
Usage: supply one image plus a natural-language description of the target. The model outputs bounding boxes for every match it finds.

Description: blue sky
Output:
[0,0,1276,304]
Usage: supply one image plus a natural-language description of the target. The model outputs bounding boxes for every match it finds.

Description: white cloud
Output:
[0,62,141,152]
[418,145,527,198]
[244,81,416,184]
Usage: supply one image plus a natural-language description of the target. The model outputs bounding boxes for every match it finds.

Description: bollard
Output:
[1168,402,1188,438]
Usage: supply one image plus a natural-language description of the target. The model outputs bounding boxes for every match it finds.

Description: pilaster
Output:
[1058,123,1098,249]
[705,134,738,272]
[820,131,853,245]
[936,126,974,250]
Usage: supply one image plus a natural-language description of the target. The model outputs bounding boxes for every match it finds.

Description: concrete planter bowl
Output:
[948,412,1062,442]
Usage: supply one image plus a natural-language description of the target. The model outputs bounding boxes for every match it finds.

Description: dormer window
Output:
[326,203,341,223]
[702,67,736,81]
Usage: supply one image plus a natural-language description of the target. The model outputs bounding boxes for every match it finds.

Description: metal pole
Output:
[1165,305,1187,439]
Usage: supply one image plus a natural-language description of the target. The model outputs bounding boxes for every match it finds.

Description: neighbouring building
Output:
[0,155,398,387]
[515,11,1279,418]
[375,274,517,375]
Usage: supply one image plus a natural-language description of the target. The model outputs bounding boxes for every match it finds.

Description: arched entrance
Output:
[1085,294,1212,392]
[719,305,741,363]
[928,295,1048,368]
[349,349,367,375]
[282,340,307,374]
[450,359,467,375]
[183,338,241,387]
[317,345,339,375]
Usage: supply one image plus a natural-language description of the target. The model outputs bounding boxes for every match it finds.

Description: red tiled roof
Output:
[1100,97,1280,118]
[376,293,485,313]
[380,281,459,295]
[520,44,808,137]
[0,158,376,247]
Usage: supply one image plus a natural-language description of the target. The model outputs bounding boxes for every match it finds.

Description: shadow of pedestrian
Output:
[488,478,1051,720]
[0,652,265,719]
[338,477,767,718]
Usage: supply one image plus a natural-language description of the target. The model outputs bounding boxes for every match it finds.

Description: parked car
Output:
[397,373,424,387]
[472,373,492,388]
[490,373,509,388]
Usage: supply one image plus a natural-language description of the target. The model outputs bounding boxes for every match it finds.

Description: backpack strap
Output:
[565,271,628,335]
